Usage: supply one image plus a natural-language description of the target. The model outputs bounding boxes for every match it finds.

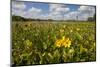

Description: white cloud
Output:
[12,1,26,10]
[38,14,50,20]
[78,6,95,20]
[12,1,43,19]
[49,4,61,12]
[23,7,42,19]
[78,6,95,16]
[56,8,70,13]
[49,4,70,12]
[28,7,42,13]
[64,6,95,21]
[78,6,95,12]
[12,1,26,17]
[49,14,63,20]
[12,1,95,21]
[49,4,70,20]
[12,8,26,17]
[64,11,79,20]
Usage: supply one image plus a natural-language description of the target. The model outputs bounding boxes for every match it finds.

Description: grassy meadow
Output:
[12,21,96,65]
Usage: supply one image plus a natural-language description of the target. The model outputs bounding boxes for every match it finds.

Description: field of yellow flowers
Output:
[12,21,96,66]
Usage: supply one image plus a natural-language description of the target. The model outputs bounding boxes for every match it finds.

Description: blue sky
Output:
[24,2,79,12]
[25,2,49,11]
[12,1,95,20]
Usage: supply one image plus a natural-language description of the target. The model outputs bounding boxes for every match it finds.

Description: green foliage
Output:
[87,17,94,22]
[87,14,96,22]
[12,21,96,66]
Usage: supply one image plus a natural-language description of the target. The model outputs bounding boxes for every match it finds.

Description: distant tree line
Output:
[12,15,39,21]
[87,14,96,22]
[12,14,96,22]
[12,15,54,22]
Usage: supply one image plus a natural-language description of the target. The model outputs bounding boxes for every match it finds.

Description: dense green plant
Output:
[12,21,96,66]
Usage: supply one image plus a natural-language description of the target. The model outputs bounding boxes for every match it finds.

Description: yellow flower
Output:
[24,39,32,47]
[76,28,80,31]
[55,39,62,47]
[94,42,96,46]
[60,29,64,33]
[62,36,65,40]
[67,41,71,47]
[62,39,71,48]
[70,29,73,32]
[55,36,71,48]
[63,25,66,28]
